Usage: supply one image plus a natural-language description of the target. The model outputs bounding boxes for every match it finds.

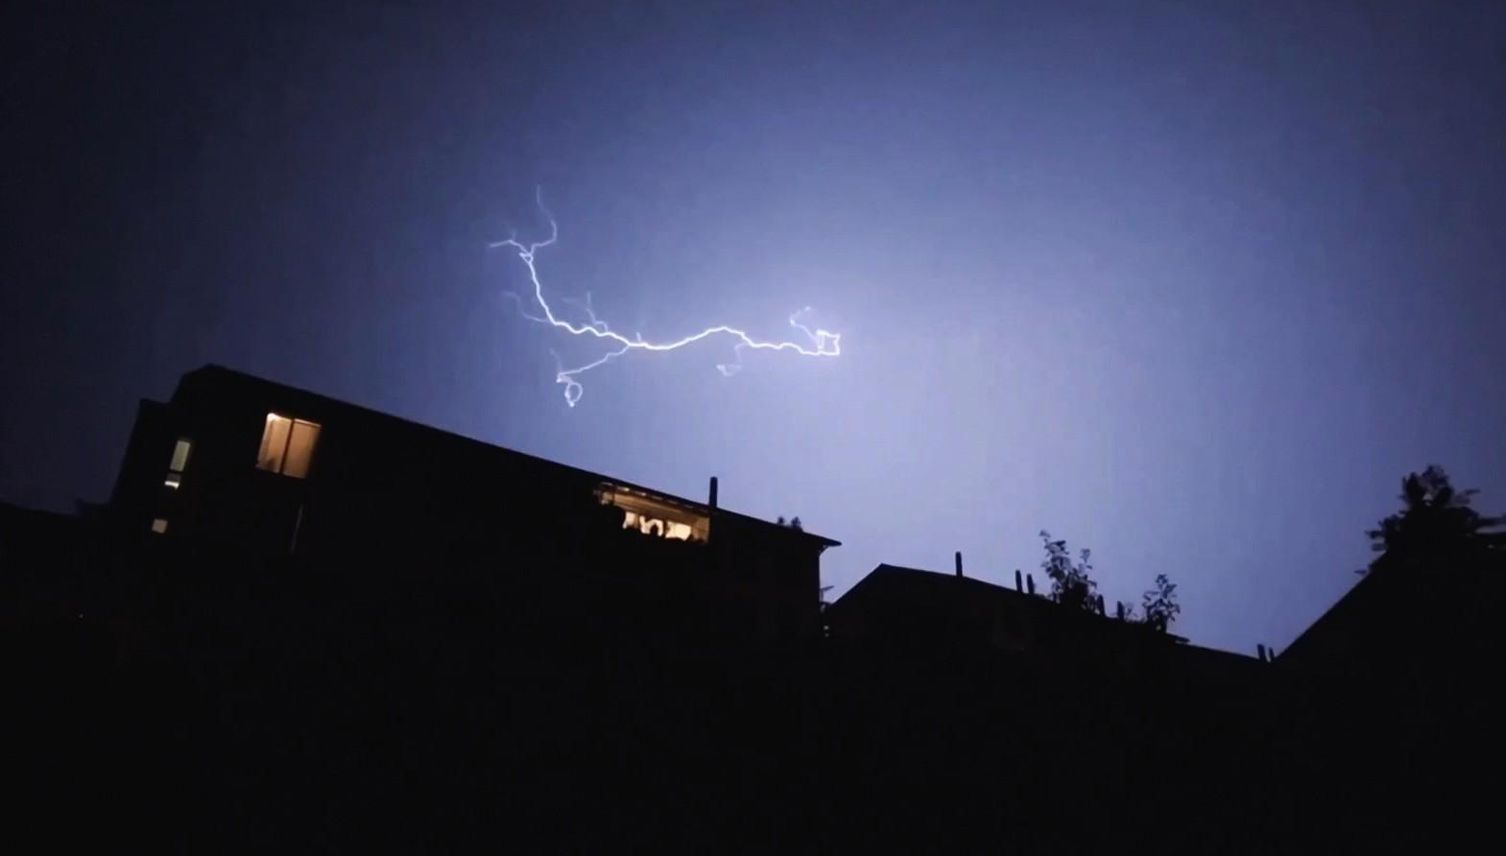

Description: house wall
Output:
[107,367,830,645]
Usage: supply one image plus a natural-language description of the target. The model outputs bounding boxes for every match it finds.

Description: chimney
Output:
[1257,644,1267,662]
[954,551,963,577]
[1116,601,1125,621]
[708,476,718,510]
[1026,573,1036,596]
[1014,570,1023,592]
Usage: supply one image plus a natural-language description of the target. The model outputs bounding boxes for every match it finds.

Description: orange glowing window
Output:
[257,413,321,478]
[596,483,710,543]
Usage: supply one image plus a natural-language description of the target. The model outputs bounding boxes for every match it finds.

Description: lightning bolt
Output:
[491,196,841,407]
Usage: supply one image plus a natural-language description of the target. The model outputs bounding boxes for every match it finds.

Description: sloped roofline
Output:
[176,364,840,548]
[835,562,1191,644]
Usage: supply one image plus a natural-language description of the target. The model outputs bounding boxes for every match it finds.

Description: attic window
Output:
[257,413,321,478]
[597,483,710,543]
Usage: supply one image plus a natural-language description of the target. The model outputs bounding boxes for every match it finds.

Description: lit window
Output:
[151,518,169,534]
[164,438,191,489]
[257,413,321,478]
[598,484,710,543]
[169,439,191,472]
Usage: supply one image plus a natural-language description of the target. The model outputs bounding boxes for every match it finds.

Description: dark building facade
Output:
[826,562,1260,682]
[1279,548,1505,679]
[10,365,1492,849]
[106,365,839,646]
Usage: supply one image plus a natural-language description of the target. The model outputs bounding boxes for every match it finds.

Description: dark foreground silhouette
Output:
[4,369,1501,849]
[7,500,1499,851]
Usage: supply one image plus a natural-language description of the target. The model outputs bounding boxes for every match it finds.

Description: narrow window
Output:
[257,413,321,478]
[258,415,292,472]
[283,419,319,478]
[165,438,191,489]
[169,439,191,472]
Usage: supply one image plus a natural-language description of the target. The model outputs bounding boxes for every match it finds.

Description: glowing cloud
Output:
[491,197,840,406]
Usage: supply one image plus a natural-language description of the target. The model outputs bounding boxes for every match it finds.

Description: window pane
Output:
[597,482,710,543]
[151,518,169,534]
[282,419,321,478]
[258,414,292,472]
[169,439,191,473]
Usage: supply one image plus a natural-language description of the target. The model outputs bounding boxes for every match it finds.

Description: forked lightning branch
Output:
[492,199,840,407]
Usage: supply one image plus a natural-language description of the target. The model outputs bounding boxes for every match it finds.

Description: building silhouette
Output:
[825,563,1263,684]
[1279,545,1504,679]
[107,364,839,648]
[3,365,1496,849]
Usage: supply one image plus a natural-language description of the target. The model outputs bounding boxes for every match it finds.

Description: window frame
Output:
[257,413,322,479]
[164,438,192,489]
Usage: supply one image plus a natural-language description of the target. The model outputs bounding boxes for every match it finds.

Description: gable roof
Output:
[839,563,1036,606]
[830,563,1189,643]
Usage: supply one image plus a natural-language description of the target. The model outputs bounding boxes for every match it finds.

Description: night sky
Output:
[5,1,1504,654]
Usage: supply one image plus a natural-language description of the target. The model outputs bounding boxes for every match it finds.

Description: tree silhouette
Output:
[1141,574,1180,633]
[1039,530,1098,612]
[1367,466,1505,564]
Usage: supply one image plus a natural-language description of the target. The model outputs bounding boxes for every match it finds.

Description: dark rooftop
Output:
[175,364,841,549]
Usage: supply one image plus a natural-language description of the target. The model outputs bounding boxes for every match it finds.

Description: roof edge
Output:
[174,365,841,548]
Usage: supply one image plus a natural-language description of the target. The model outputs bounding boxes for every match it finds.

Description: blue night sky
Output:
[4,1,1504,654]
